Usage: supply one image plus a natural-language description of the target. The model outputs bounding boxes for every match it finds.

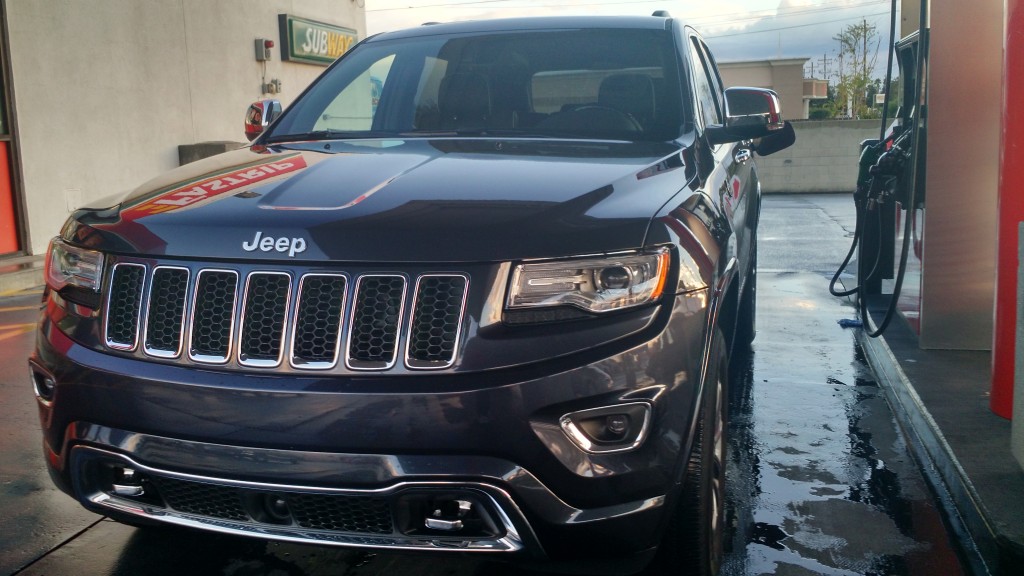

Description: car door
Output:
[686,32,758,287]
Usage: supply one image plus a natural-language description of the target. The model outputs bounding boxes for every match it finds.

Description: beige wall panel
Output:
[6,0,365,254]
[8,1,193,253]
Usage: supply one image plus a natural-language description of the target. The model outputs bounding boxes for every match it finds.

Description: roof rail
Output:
[652,10,671,17]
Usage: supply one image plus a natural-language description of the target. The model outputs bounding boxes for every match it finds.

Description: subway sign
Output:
[279,14,357,66]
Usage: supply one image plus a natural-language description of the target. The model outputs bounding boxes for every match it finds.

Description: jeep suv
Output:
[31,14,792,575]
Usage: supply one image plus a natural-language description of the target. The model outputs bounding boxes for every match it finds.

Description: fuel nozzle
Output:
[871,146,908,179]
[863,143,910,209]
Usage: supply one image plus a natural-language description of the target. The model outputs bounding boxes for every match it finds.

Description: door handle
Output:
[734,148,752,164]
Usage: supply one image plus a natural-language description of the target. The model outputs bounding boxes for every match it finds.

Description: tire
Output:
[650,330,728,576]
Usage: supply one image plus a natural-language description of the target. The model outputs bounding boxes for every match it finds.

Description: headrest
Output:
[438,73,492,127]
[598,74,656,126]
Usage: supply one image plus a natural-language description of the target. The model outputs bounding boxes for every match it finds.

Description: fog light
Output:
[560,403,651,454]
[606,414,630,436]
[29,364,57,403]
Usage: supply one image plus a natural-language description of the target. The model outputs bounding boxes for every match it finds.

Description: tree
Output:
[832,19,882,118]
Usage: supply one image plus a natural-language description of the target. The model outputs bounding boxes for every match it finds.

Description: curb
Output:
[857,324,1024,576]
[0,255,44,296]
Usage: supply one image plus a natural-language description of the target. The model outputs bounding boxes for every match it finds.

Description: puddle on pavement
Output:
[721,272,965,576]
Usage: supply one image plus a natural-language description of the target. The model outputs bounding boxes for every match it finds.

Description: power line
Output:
[702,11,889,39]
[367,0,663,12]
[366,0,895,43]
[685,0,890,27]
[368,0,887,17]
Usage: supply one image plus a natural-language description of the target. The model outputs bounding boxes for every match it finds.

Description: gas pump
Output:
[830,0,928,338]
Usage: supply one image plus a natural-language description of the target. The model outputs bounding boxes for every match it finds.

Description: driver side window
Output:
[688,37,722,127]
[314,54,396,131]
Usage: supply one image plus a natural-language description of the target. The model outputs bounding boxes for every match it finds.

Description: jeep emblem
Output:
[242,231,307,257]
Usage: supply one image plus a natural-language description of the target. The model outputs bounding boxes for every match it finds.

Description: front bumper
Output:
[32,290,710,564]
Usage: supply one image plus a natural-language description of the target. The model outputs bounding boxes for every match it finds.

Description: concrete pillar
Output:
[1014,225,1024,465]
[1008,0,1024,463]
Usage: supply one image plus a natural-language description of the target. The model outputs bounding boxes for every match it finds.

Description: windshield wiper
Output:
[264,129,394,144]
[398,128,555,138]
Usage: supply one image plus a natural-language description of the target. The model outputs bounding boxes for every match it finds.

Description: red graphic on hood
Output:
[120,156,308,223]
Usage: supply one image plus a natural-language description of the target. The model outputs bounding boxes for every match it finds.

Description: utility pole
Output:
[862,18,868,110]
[818,54,832,82]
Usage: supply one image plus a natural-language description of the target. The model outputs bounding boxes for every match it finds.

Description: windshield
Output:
[269,27,685,142]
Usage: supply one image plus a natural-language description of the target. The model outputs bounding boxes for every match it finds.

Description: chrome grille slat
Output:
[238,272,292,368]
[406,274,469,369]
[290,274,347,370]
[346,275,407,370]
[188,270,239,364]
[105,263,147,351]
[106,264,465,372]
[144,266,190,358]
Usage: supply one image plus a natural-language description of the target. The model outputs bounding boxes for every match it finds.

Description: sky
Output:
[364,0,901,80]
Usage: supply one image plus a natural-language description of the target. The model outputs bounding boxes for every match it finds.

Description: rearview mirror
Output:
[244,99,282,141]
[706,87,788,146]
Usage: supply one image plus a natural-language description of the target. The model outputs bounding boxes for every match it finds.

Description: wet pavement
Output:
[2,194,967,575]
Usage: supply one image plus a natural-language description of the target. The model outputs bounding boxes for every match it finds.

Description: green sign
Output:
[279,14,357,66]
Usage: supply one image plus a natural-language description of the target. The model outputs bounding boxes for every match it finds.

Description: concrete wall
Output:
[5,0,365,255]
[757,119,879,193]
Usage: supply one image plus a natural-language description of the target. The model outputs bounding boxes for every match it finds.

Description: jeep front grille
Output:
[104,263,469,372]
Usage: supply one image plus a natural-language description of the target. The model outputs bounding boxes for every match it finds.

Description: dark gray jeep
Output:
[32,13,792,575]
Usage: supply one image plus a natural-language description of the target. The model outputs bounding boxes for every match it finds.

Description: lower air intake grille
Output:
[151,477,249,521]
[150,476,393,534]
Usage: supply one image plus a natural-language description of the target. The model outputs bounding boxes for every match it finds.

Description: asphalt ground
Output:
[1,194,968,575]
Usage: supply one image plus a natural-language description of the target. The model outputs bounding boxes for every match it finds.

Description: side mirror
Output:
[244,99,282,141]
[754,120,795,156]
[706,87,789,146]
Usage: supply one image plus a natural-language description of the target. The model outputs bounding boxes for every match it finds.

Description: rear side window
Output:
[271,28,687,142]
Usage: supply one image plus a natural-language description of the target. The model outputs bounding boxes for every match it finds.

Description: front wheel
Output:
[649,330,728,576]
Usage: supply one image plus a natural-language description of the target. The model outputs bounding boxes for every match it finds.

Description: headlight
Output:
[507,249,670,313]
[45,238,105,292]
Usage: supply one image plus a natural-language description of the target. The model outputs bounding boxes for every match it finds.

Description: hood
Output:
[68,139,690,263]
